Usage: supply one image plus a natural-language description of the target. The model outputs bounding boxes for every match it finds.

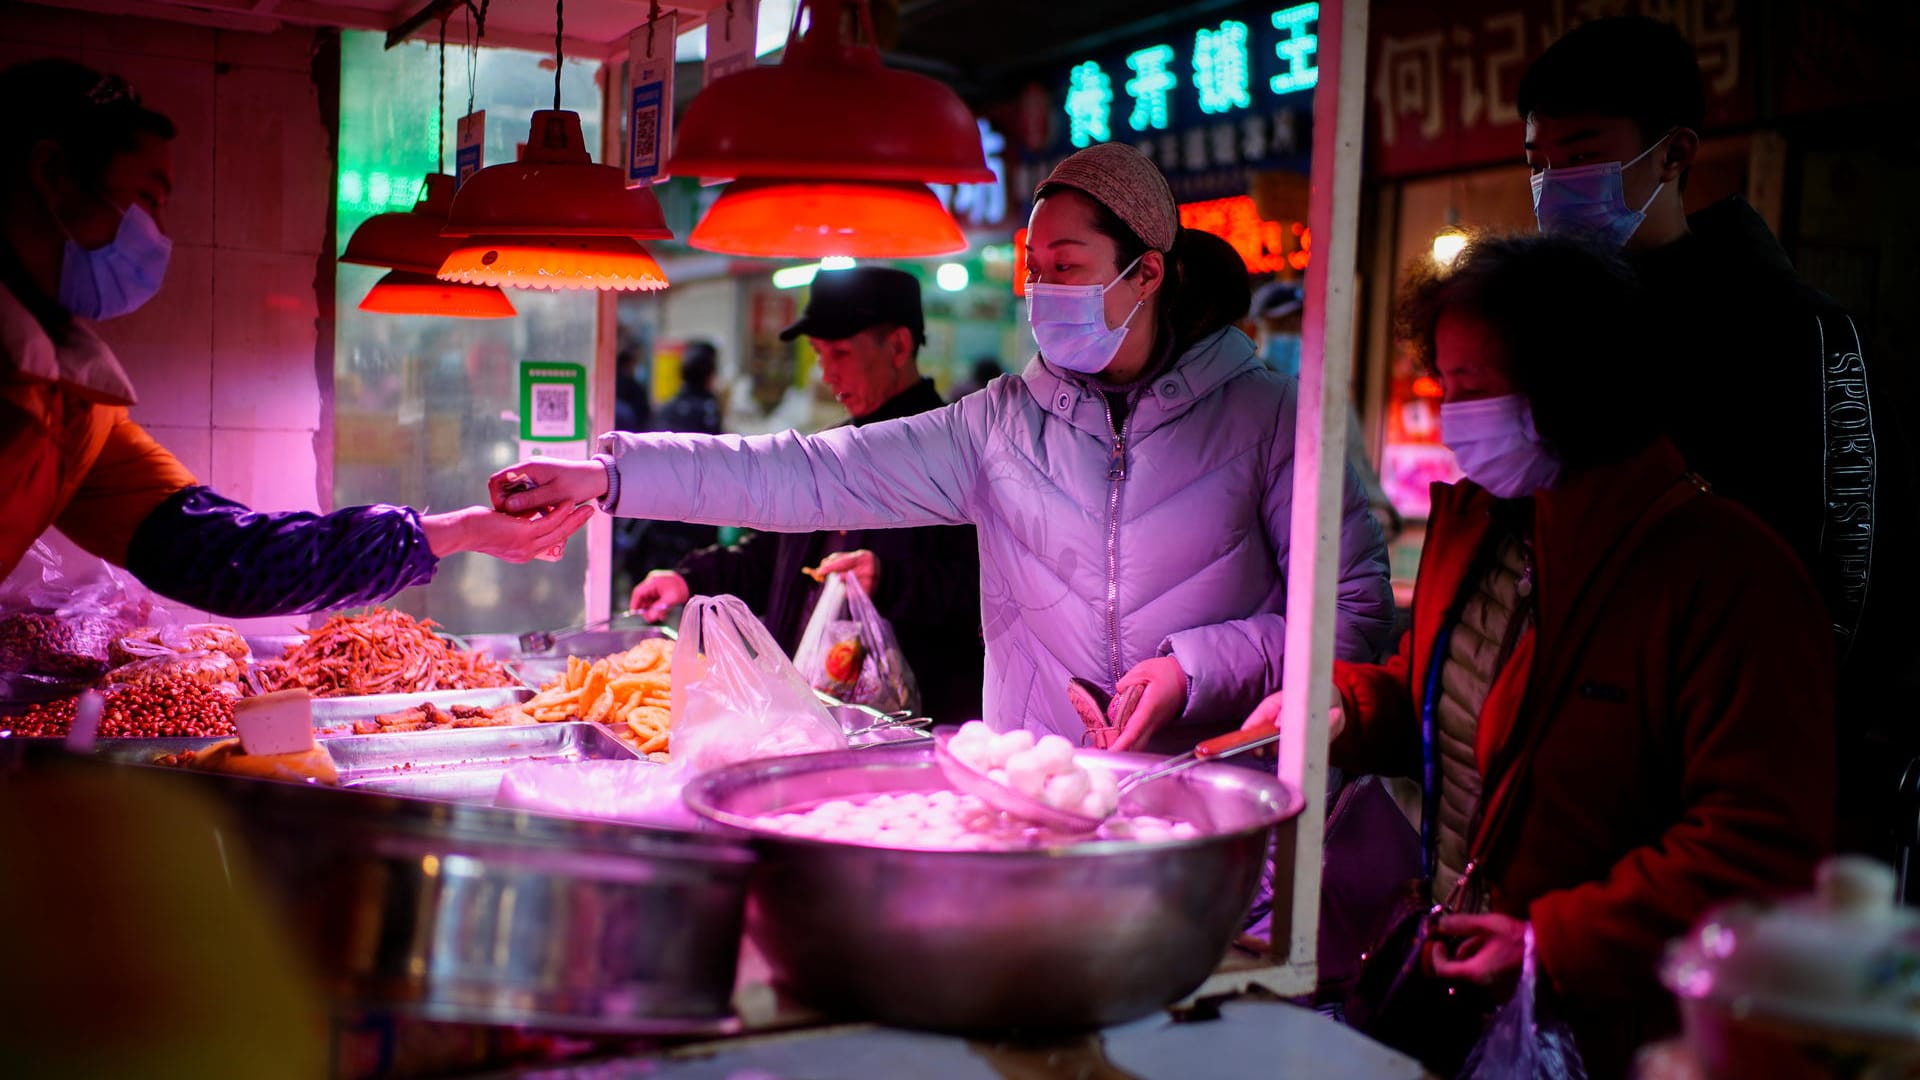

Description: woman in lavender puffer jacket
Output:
[497,145,1393,749]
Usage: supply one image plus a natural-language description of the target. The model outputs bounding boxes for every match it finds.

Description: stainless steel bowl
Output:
[684,745,1302,1032]
[116,764,755,1035]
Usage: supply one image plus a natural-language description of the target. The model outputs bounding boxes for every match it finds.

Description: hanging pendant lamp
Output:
[669,0,992,184]
[437,0,671,290]
[360,269,518,317]
[439,235,669,291]
[689,177,965,258]
[342,19,516,318]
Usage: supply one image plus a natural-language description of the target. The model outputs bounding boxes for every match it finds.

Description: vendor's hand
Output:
[1108,656,1188,752]
[629,570,691,622]
[806,549,880,597]
[489,459,608,517]
[1430,913,1527,992]
[1241,689,1347,748]
[421,504,594,563]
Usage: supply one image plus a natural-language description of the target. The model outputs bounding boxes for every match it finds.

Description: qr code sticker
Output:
[631,104,660,171]
[531,383,576,437]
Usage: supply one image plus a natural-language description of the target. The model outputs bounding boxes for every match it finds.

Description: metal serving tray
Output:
[308,686,533,727]
[330,721,645,803]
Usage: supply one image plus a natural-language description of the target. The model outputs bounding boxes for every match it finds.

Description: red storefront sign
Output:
[1368,0,1753,178]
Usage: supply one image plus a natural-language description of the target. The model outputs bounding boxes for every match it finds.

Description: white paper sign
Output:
[703,0,760,87]
[627,13,678,187]
[456,110,486,189]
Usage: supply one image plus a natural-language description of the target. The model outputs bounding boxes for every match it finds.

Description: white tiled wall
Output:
[3,5,333,635]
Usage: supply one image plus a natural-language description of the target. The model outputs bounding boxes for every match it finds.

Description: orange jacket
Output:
[0,287,194,579]
[1331,440,1835,1073]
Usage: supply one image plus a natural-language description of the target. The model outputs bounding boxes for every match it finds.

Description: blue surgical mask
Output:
[1027,255,1146,375]
[1440,394,1562,498]
[1530,132,1672,250]
[58,201,172,321]
[1260,334,1302,377]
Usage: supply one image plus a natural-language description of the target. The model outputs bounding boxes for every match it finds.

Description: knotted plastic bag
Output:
[1458,923,1588,1080]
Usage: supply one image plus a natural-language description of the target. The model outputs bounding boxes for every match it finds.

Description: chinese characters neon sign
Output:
[1064,5,1318,149]
[1066,61,1113,148]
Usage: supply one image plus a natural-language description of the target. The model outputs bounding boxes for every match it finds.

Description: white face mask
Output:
[1529,132,1673,250]
[1440,394,1562,498]
[1026,255,1146,375]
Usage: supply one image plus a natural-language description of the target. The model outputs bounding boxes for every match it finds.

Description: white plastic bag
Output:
[1458,924,1588,1080]
[792,571,920,715]
[494,759,709,831]
[669,594,848,774]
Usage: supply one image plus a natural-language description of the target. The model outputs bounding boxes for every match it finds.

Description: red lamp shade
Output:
[438,236,669,291]
[341,173,461,274]
[668,0,993,184]
[359,270,517,318]
[441,111,671,240]
[689,177,966,258]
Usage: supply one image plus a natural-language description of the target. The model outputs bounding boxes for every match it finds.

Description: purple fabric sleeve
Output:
[124,486,439,617]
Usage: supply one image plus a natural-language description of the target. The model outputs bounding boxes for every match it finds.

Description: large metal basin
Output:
[101,763,754,1035]
[684,745,1302,1032]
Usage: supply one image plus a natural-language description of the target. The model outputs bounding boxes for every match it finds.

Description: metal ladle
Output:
[935,726,1280,833]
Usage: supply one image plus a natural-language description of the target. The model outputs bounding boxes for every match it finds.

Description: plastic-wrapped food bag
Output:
[792,572,920,716]
[104,632,246,698]
[0,542,153,702]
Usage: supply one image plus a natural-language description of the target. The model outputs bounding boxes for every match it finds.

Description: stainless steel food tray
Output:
[308,686,533,727]
[331,721,644,802]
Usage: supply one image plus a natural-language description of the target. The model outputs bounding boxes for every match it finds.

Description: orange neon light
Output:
[1013,196,1310,294]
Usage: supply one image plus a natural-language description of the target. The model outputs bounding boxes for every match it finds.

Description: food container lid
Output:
[1661,856,1920,1043]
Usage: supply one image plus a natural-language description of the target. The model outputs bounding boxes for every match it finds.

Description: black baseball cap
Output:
[779,267,926,345]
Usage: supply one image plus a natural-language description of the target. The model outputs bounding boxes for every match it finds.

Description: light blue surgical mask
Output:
[1260,334,1302,377]
[1026,255,1146,375]
[58,200,172,321]
[1529,132,1672,250]
[1440,394,1562,498]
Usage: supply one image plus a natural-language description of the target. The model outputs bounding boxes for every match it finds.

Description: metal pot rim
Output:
[682,744,1304,855]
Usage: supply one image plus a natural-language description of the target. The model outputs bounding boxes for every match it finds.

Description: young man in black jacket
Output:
[1519,16,1916,857]
[630,268,985,724]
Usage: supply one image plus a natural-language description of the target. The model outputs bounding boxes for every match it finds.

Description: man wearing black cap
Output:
[629,267,984,723]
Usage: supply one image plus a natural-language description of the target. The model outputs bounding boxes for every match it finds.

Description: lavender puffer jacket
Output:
[601,327,1393,744]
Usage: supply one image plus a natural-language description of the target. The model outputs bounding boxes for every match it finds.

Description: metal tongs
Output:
[813,689,932,743]
[518,617,678,656]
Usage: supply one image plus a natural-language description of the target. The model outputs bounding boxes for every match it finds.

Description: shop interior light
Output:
[772,264,821,289]
[438,0,672,291]
[439,235,669,291]
[360,270,517,317]
[669,0,995,186]
[935,262,970,292]
[689,177,966,258]
[820,256,856,270]
[1430,228,1469,268]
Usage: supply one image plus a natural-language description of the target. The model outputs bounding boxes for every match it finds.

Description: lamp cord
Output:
[435,16,447,175]
[553,0,564,111]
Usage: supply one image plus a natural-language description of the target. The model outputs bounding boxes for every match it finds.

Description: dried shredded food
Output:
[262,609,514,698]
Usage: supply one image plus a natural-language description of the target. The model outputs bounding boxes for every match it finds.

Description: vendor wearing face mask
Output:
[492,143,1393,750]
[0,60,587,611]
[1519,18,1915,856]
[1243,235,1834,1078]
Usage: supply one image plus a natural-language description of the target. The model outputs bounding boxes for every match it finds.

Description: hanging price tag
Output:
[703,0,760,87]
[455,110,486,189]
[626,12,678,187]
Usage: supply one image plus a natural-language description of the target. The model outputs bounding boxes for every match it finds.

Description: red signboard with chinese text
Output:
[1368,0,1752,178]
